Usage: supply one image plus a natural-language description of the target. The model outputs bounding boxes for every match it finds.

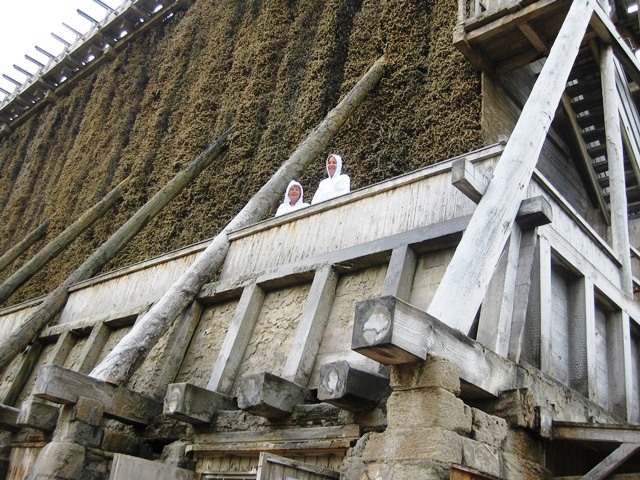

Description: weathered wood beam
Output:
[0,219,50,274]
[75,323,110,374]
[90,56,386,385]
[0,127,232,370]
[351,296,522,396]
[553,422,640,443]
[428,0,595,334]
[163,383,235,425]
[583,443,640,480]
[2,342,43,406]
[0,181,125,305]
[381,244,416,301]
[451,157,489,203]
[237,371,310,419]
[206,283,265,395]
[16,397,59,432]
[601,40,632,294]
[33,364,162,425]
[281,266,338,386]
[515,196,553,229]
[317,360,390,412]
[608,310,634,421]
[559,93,610,222]
[0,405,19,431]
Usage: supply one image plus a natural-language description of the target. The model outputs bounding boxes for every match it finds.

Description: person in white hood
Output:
[275,180,310,217]
[311,153,350,205]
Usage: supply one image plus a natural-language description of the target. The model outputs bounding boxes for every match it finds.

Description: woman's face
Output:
[288,184,301,204]
[327,156,338,177]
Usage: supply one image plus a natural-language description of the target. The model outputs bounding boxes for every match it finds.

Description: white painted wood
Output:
[549,265,571,385]
[206,284,265,395]
[601,42,633,294]
[451,157,489,203]
[281,266,338,386]
[539,238,553,375]
[427,0,596,334]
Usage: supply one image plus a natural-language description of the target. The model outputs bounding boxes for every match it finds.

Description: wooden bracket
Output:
[164,383,235,424]
[34,364,161,426]
[317,361,390,412]
[451,157,489,204]
[237,372,311,419]
[515,196,553,229]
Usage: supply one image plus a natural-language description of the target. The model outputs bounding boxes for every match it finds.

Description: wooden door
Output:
[255,453,339,480]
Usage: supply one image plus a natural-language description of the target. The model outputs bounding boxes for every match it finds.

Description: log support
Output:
[317,361,390,412]
[237,372,311,419]
[33,364,161,426]
[163,383,235,425]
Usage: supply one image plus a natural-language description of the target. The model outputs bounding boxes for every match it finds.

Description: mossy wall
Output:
[0,0,482,306]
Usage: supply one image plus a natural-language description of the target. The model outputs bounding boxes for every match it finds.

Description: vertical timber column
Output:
[601,40,633,294]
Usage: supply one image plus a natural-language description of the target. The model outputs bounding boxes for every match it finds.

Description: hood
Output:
[326,153,343,179]
[284,179,304,206]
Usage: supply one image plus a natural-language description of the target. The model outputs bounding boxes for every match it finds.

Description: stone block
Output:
[386,387,471,434]
[29,442,85,480]
[162,440,196,470]
[55,421,103,448]
[461,437,501,478]
[72,396,104,426]
[390,356,461,394]
[471,407,508,447]
[504,427,543,464]
[502,452,552,480]
[101,429,146,456]
[362,428,463,464]
[473,389,535,428]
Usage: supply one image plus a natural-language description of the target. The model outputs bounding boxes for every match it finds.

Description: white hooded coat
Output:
[275,180,310,217]
[311,154,351,205]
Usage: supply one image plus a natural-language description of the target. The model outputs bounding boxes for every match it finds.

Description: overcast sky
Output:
[0,0,121,99]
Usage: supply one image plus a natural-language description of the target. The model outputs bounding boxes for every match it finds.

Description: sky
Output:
[0,0,121,99]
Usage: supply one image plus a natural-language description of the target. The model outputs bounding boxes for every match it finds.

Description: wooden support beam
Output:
[515,196,553,229]
[351,296,522,396]
[206,284,265,395]
[608,310,634,420]
[583,443,640,480]
[163,383,235,425]
[2,342,43,406]
[281,266,338,386]
[428,0,595,334]
[16,397,59,431]
[91,57,386,386]
[75,323,110,374]
[237,371,310,419]
[48,330,76,366]
[0,219,50,274]
[0,405,19,431]
[518,23,548,54]
[33,364,161,426]
[0,127,233,370]
[451,157,489,203]
[0,181,126,305]
[381,244,416,301]
[317,361,390,412]
[553,422,640,443]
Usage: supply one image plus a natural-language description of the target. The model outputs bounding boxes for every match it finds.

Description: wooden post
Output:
[0,181,125,305]
[0,128,232,369]
[0,219,50,274]
[601,41,633,294]
[427,0,595,334]
[90,56,386,385]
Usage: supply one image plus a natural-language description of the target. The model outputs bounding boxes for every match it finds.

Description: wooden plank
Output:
[15,397,59,431]
[163,383,235,424]
[281,266,338,386]
[317,360,390,412]
[381,244,417,301]
[584,443,640,480]
[237,372,310,419]
[352,296,522,396]
[2,342,44,406]
[451,157,489,203]
[109,453,197,480]
[75,323,111,374]
[568,277,592,398]
[33,364,161,425]
[518,22,548,53]
[477,227,521,356]
[601,41,633,294]
[553,422,640,443]
[206,284,265,395]
[256,453,339,480]
[428,0,595,334]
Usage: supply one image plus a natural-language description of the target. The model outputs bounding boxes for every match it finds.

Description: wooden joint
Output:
[351,296,428,365]
[237,372,311,419]
[451,157,489,204]
[515,196,553,229]
[164,383,235,425]
[33,364,161,426]
[317,361,390,412]
[16,397,59,431]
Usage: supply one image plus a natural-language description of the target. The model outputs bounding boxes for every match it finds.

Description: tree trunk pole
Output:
[0,181,127,305]
[0,220,51,274]
[0,128,233,369]
[90,56,386,385]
